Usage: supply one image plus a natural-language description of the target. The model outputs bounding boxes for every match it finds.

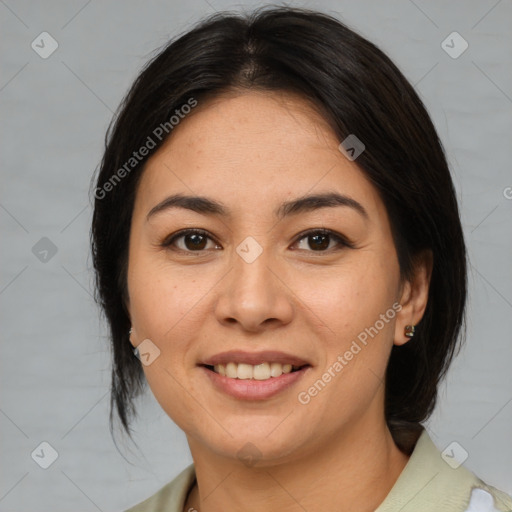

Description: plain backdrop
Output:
[1,0,511,510]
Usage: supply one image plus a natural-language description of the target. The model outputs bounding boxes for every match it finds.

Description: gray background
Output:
[1,0,511,510]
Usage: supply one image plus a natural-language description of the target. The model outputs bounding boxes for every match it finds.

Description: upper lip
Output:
[199,350,310,367]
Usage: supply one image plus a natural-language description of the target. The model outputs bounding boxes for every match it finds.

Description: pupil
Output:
[186,233,206,250]
[310,234,329,250]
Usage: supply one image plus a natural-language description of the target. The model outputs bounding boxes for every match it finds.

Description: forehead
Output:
[153,91,340,168]
[135,91,383,220]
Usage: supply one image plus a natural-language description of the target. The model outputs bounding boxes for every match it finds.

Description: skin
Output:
[126,90,432,512]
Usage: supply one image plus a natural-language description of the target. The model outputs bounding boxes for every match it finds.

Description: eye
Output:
[292,229,353,252]
[162,229,221,252]
[162,228,353,254]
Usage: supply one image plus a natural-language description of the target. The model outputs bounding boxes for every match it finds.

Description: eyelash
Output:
[161,228,354,254]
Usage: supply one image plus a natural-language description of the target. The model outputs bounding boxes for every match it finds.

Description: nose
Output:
[214,245,294,333]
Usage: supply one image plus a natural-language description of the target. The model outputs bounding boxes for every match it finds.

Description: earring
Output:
[404,325,415,338]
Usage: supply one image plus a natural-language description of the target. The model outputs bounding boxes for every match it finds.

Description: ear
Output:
[128,326,137,348]
[394,249,433,346]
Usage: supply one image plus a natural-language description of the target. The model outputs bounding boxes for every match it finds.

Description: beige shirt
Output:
[125,430,512,512]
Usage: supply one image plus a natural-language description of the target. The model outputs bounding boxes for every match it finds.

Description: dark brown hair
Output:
[90,6,467,452]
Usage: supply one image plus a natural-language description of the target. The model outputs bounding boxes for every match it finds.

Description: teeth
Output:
[213,362,298,380]
[237,363,253,379]
[253,362,270,380]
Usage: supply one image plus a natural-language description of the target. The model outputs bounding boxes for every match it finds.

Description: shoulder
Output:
[377,429,512,512]
[125,463,196,512]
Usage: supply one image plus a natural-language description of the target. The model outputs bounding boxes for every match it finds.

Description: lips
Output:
[199,350,310,367]
[198,350,312,399]
[200,363,311,400]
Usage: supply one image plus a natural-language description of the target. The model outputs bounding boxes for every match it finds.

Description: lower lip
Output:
[200,365,311,400]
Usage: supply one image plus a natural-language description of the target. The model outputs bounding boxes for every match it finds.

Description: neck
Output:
[184,416,410,512]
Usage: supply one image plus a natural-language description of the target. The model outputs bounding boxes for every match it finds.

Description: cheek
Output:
[127,261,209,432]
[127,250,216,339]
[293,253,399,406]
[126,252,221,403]
[297,255,399,343]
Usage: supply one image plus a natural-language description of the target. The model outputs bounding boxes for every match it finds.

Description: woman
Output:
[90,7,512,512]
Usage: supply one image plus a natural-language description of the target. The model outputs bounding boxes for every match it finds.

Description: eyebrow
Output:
[146,192,368,221]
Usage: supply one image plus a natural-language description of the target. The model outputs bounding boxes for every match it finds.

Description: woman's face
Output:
[126,91,417,464]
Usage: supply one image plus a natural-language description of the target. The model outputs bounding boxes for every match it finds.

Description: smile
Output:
[208,362,306,380]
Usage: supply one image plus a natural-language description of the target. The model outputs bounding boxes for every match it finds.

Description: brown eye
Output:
[183,232,207,250]
[306,233,330,250]
[293,229,353,252]
[163,229,220,252]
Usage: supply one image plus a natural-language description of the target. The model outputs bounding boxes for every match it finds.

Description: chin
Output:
[191,424,309,467]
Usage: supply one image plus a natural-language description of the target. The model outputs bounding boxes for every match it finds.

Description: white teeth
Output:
[225,362,237,378]
[253,362,270,380]
[270,362,284,377]
[213,362,297,380]
[237,363,253,380]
